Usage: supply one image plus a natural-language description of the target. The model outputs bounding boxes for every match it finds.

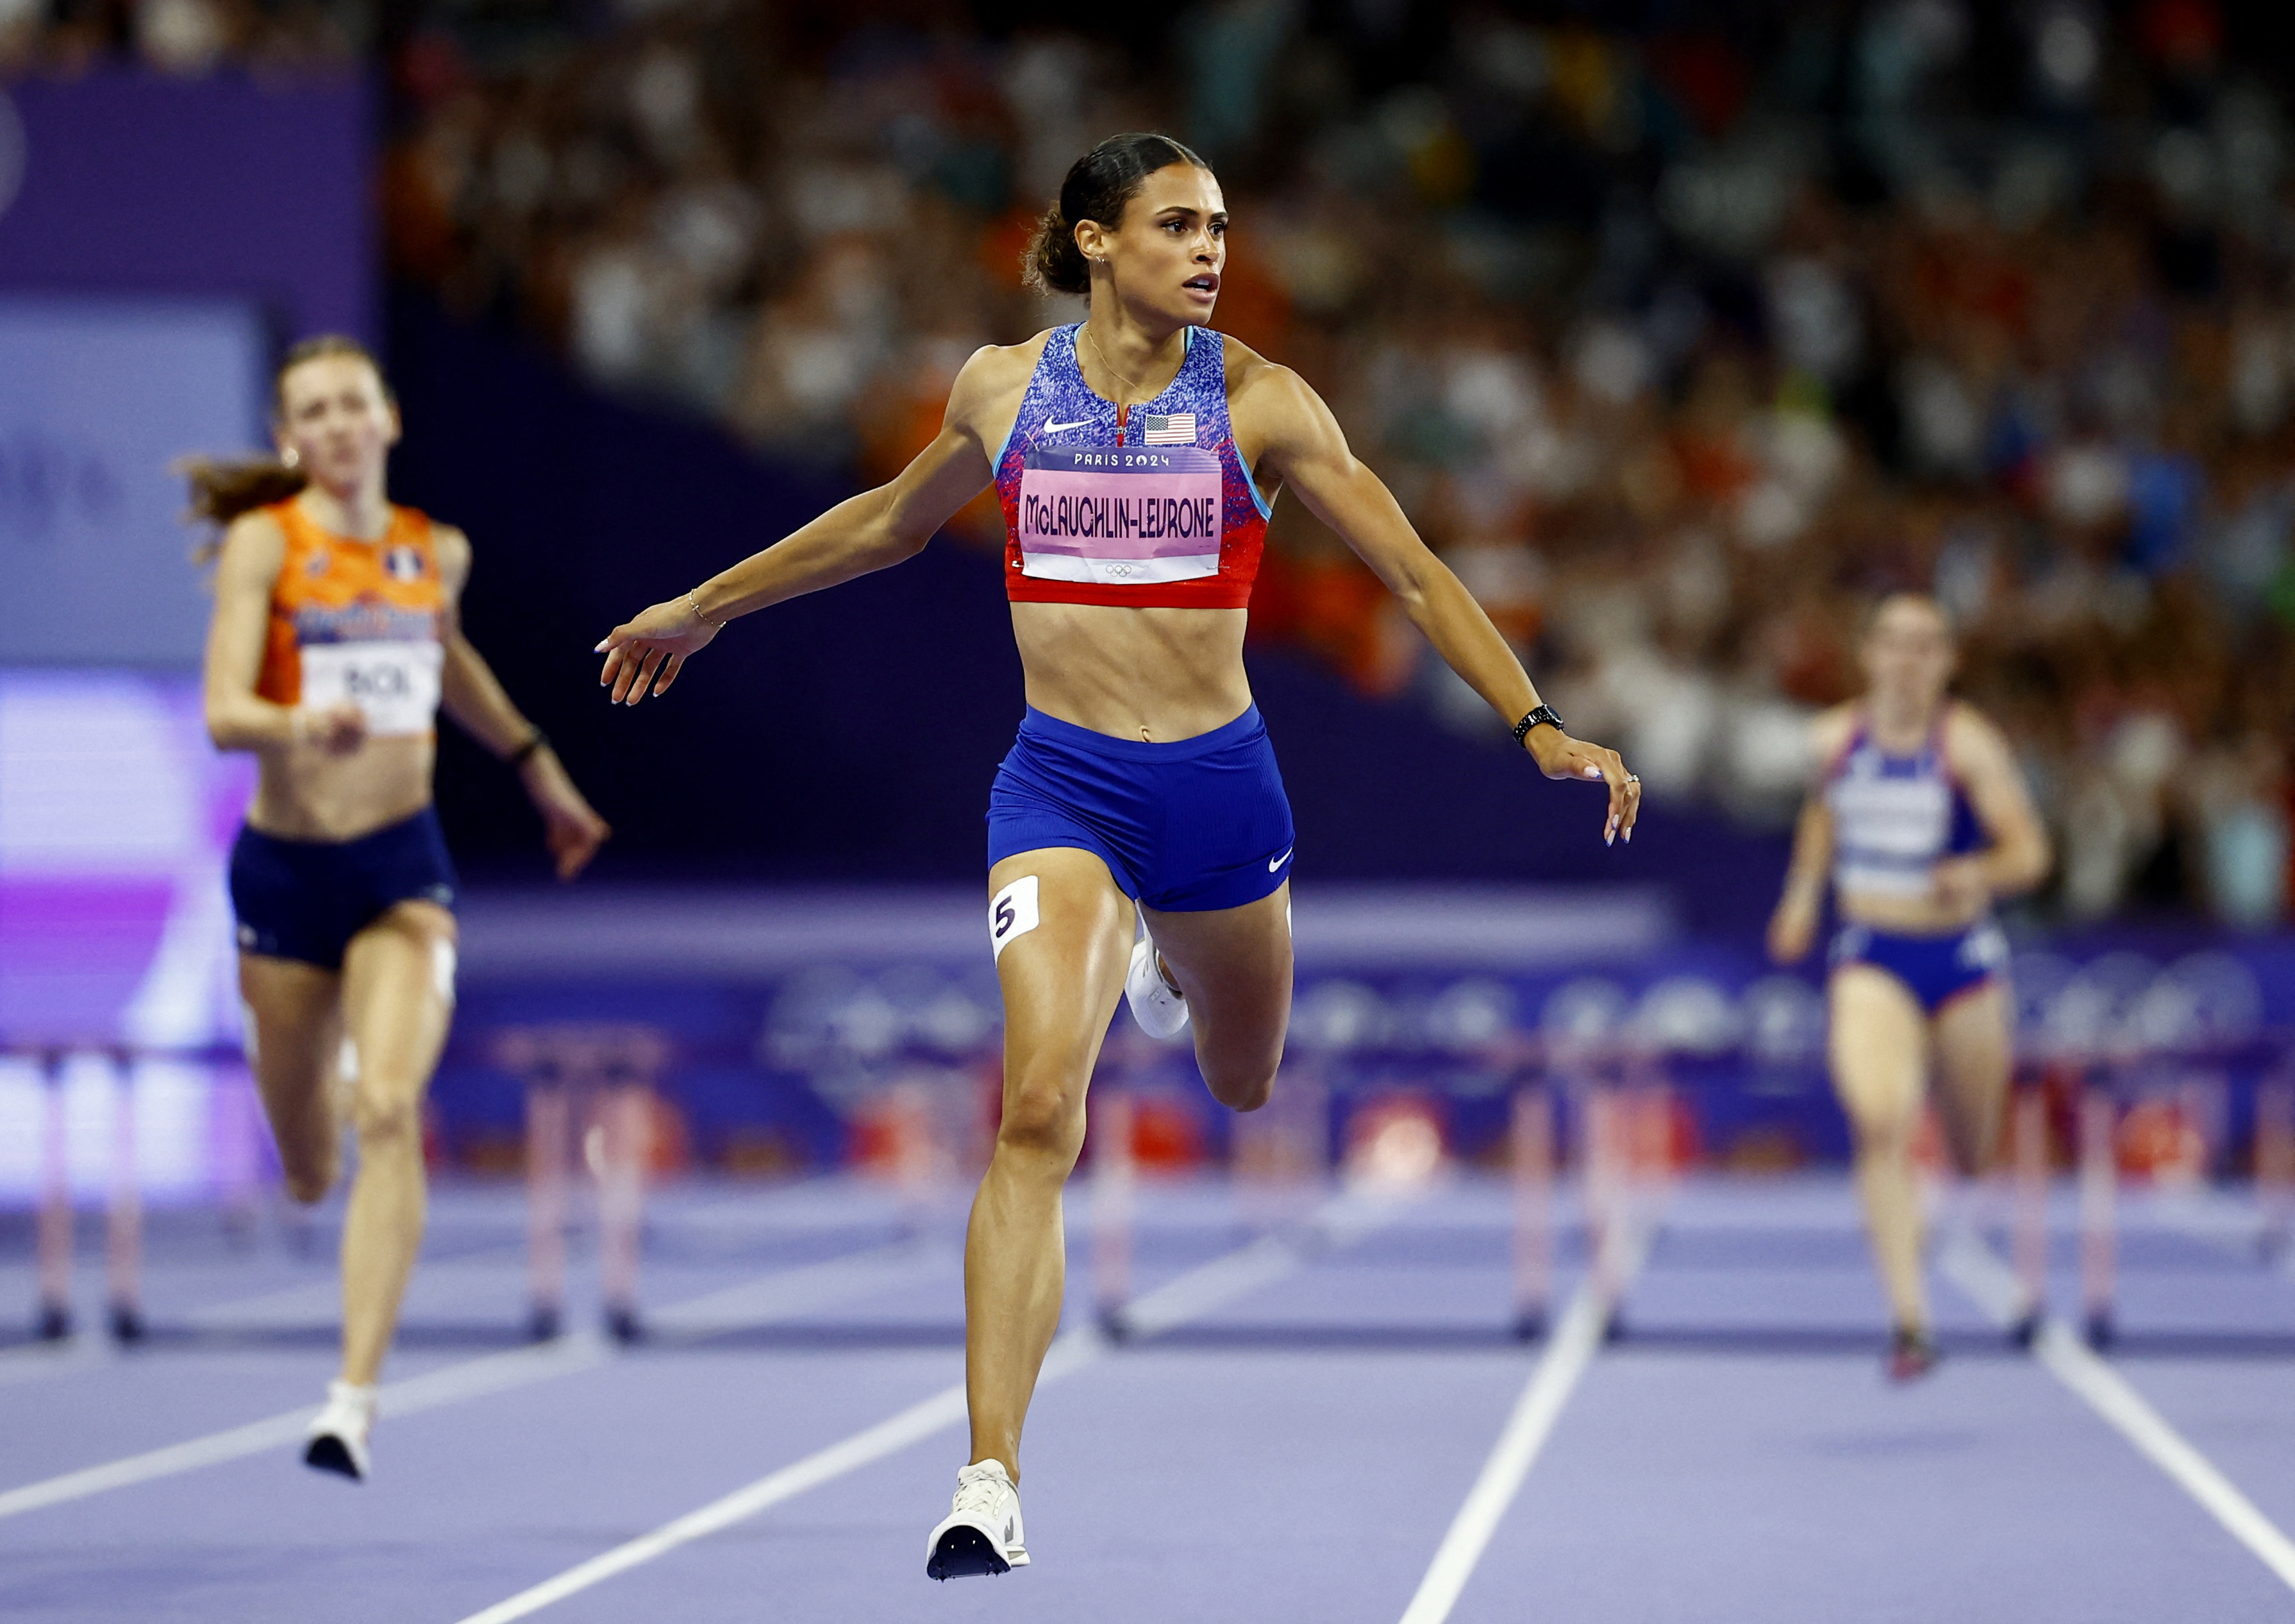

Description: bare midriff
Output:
[1010,601,1251,742]
[245,735,435,843]
[1835,889,1986,938]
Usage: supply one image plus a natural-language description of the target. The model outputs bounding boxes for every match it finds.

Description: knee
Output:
[1202,1060,1276,1115]
[276,1120,340,1204]
[281,1159,337,1206]
[995,1073,1085,1171]
[352,1087,423,1152]
[1849,1107,1920,1159]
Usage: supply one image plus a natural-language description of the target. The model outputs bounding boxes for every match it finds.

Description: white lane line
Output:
[447,1193,1405,1624]
[1394,1220,1652,1624]
[1940,1231,2295,1593]
[0,1241,928,1523]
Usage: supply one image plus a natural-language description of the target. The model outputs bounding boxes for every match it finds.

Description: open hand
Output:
[1524,729,1642,846]
[596,596,721,707]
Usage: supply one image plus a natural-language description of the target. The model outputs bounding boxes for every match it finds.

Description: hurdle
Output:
[1090,1089,1133,1339]
[2257,1073,2294,1260]
[36,1052,73,1341]
[27,1047,149,1344]
[2008,1085,2048,1346]
[2079,1084,2116,1347]
[1508,1084,1555,1341]
[496,1025,665,1344]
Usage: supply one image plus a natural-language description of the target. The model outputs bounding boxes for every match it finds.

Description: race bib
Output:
[1017,447,1223,587]
[299,640,444,737]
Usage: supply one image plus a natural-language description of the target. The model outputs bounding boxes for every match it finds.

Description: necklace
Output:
[1081,323,1149,406]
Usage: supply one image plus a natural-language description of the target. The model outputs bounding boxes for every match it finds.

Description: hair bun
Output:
[1021,133,1211,299]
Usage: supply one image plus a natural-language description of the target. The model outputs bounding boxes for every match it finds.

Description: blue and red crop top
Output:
[993,324,1272,610]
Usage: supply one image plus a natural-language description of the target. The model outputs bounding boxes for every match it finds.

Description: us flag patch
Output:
[1140,413,1197,445]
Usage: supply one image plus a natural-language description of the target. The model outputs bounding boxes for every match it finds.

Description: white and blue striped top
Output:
[1823,714,1984,900]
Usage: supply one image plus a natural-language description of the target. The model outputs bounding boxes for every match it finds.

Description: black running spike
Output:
[303,1436,362,1481]
[926,1528,1010,1581]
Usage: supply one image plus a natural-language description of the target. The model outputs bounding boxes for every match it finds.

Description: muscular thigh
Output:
[239,953,342,1120]
[339,901,458,1105]
[1143,880,1292,1073]
[1828,964,1929,1139]
[990,848,1135,1098]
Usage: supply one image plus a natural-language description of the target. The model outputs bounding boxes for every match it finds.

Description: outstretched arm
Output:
[1245,362,1640,844]
[596,347,1014,707]
[435,528,610,878]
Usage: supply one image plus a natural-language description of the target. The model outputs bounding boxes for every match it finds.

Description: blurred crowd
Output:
[0,0,359,73]
[16,0,2295,924]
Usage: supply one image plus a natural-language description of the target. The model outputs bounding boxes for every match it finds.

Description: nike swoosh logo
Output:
[1269,848,1292,872]
[1042,417,1094,435]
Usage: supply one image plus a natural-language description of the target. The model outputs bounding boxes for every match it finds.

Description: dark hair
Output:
[1022,132,1214,297]
[181,335,393,548]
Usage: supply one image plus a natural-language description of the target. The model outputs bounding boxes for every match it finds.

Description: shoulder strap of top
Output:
[267,496,312,543]
[1187,324,1223,382]
[1821,711,1865,780]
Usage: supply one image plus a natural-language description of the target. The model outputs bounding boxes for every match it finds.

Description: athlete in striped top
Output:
[596,132,1640,1577]
[1768,594,2050,1378]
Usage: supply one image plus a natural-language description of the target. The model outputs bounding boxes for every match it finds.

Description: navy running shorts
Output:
[986,705,1294,913]
[228,807,459,971]
[1829,918,2008,1014]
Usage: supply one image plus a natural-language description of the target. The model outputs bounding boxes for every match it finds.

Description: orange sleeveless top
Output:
[255,499,445,733]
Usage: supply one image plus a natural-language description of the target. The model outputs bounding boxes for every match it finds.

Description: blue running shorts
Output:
[1830,918,2008,1014]
[228,807,460,971]
[987,705,1294,912]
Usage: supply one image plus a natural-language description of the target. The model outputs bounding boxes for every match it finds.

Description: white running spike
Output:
[1124,935,1190,1040]
[926,1459,1028,1579]
[304,1379,375,1482]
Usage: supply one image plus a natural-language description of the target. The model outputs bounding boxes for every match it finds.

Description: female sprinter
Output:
[192,335,610,1480]
[1767,593,2049,1380]
[595,133,1639,1577]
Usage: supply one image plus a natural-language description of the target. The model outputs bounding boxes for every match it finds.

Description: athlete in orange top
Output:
[192,335,610,1480]
[596,134,1639,1577]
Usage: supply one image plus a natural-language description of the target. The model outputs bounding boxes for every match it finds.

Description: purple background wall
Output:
[0,73,373,341]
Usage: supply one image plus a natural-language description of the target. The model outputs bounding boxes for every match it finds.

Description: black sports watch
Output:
[1512,705,1565,747]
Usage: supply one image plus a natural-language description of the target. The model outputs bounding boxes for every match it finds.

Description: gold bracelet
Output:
[687,589,726,629]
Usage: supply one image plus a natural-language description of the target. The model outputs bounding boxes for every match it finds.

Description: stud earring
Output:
[281,446,301,469]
